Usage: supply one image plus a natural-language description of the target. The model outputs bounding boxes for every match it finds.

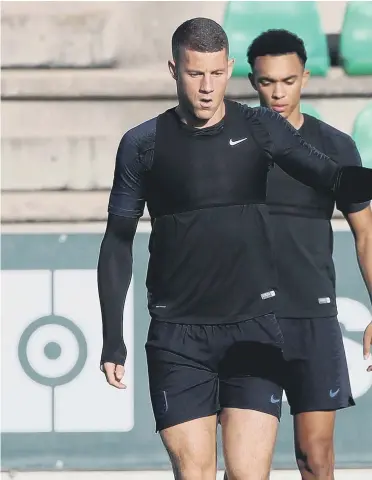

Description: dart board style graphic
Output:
[1,269,134,433]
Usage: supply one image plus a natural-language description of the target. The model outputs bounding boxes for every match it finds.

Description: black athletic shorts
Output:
[145,314,284,432]
[277,316,355,415]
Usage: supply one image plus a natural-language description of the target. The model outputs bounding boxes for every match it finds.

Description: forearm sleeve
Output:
[97,214,138,366]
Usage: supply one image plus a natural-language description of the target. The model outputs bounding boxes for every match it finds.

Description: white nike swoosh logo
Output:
[329,388,340,398]
[270,395,281,404]
[229,137,247,146]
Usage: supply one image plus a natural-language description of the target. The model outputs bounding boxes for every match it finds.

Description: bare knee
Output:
[294,411,335,480]
[221,408,278,480]
[168,447,215,480]
[296,437,334,479]
[160,417,217,480]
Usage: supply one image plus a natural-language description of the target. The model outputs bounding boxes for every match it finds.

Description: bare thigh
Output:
[160,414,217,480]
[220,408,279,480]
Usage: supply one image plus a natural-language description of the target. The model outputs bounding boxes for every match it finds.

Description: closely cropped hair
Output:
[247,29,307,68]
[172,17,229,62]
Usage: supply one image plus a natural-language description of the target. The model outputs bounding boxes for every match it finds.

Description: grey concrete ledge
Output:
[1,191,111,223]
[1,2,121,68]
[2,68,372,100]
[1,191,150,223]
[1,191,346,224]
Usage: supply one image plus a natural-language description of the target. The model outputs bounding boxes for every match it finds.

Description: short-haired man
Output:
[237,29,372,480]
[98,20,372,480]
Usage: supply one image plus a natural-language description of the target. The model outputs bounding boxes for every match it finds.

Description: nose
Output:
[200,74,214,94]
[272,83,285,100]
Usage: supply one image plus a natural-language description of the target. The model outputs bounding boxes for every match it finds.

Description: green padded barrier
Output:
[340,2,372,75]
[223,1,330,77]
[352,103,372,167]
[300,102,322,119]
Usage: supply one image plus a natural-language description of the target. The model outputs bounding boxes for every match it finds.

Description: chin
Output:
[194,109,214,121]
[278,110,289,119]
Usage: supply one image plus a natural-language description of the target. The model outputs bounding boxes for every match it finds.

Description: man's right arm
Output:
[98,214,138,367]
[98,129,147,368]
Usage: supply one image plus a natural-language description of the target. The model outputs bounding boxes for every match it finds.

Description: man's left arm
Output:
[346,207,372,371]
[339,136,372,371]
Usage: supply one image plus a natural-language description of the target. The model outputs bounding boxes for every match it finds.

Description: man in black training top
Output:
[225,30,372,480]
[97,18,372,480]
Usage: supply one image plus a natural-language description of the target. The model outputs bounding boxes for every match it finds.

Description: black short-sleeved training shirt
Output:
[267,114,370,318]
[108,101,341,325]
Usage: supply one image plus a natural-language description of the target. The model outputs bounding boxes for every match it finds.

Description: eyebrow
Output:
[258,75,298,82]
[186,68,226,74]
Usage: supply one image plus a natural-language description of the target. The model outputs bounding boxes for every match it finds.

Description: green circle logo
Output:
[18,315,88,387]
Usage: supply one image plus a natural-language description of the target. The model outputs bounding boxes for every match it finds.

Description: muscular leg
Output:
[282,318,354,480]
[218,337,284,480]
[146,321,222,479]
[220,408,278,480]
[160,415,217,480]
[294,411,336,480]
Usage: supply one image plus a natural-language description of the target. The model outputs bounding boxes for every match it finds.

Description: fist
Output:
[102,362,127,389]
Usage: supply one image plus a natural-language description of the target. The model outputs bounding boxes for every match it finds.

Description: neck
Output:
[286,106,304,130]
[176,101,225,128]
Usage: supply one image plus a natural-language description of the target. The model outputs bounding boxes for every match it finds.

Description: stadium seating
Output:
[352,103,372,168]
[300,103,322,119]
[340,1,372,75]
[223,1,330,77]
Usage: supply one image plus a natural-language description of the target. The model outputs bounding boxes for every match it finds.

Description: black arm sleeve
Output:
[252,107,372,204]
[98,214,138,367]
[331,134,371,214]
[99,120,154,367]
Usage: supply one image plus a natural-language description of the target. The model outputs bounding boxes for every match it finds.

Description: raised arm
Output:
[250,107,372,204]
[98,130,147,383]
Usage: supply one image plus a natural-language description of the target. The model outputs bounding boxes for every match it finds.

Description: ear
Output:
[301,69,310,89]
[248,73,257,91]
[168,60,177,81]
[227,58,235,80]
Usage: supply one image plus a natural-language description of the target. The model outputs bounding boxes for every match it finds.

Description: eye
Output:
[285,80,295,85]
[189,72,201,78]
[213,72,224,76]
[260,80,271,87]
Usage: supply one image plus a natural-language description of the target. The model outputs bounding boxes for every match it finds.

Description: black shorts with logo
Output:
[145,314,284,432]
[278,316,355,415]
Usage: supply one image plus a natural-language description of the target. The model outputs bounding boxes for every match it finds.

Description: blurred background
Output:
[1,1,372,478]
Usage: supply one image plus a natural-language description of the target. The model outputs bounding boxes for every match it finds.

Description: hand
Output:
[363,322,372,372]
[102,362,127,389]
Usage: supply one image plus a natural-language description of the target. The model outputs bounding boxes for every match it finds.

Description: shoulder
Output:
[306,115,362,167]
[308,115,356,150]
[226,101,282,127]
[120,116,157,154]
[227,100,261,118]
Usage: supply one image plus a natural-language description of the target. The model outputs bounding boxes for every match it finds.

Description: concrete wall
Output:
[1,1,225,69]
[1,1,369,224]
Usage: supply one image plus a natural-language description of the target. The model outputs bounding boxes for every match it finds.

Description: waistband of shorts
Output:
[150,310,276,326]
